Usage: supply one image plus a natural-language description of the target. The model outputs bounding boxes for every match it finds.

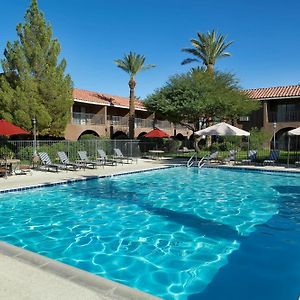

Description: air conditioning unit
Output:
[239,116,249,122]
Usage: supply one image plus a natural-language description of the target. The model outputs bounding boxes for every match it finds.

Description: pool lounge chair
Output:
[113,148,134,164]
[263,150,280,166]
[77,151,103,168]
[97,149,118,166]
[177,147,194,153]
[57,151,82,170]
[202,151,219,164]
[38,152,66,172]
[241,150,257,165]
[223,150,237,164]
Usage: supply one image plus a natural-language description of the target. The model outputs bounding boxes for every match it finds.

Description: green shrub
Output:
[79,134,100,140]
[249,128,271,150]
[163,139,181,152]
[18,145,34,161]
[0,144,14,159]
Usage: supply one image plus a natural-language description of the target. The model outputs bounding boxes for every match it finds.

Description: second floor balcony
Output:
[268,111,300,122]
[72,112,105,125]
[72,113,173,129]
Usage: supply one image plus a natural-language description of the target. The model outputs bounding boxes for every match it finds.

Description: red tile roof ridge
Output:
[245,84,300,92]
[73,88,127,101]
[244,84,300,99]
[73,88,145,109]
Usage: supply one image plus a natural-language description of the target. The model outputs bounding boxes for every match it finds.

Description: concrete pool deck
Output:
[0,158,300,299]
[0,158,176,192]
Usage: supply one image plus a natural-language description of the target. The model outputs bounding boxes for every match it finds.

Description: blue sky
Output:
[1,0,300,99]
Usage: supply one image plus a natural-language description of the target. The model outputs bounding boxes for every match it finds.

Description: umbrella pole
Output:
[287,136,290,168]
[247,136,250,156]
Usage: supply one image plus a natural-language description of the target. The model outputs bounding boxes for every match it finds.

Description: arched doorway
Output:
[175,133,185,141]
[78,130,100,140]
[274,127,295,150]
[112,131,128,139]
[137,132,147,139]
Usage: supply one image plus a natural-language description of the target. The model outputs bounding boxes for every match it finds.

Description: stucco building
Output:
[242,85,300,149]
[65,85,300,149]
[64,88,192,141]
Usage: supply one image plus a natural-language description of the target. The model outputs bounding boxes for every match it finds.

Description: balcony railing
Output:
[108,115,128,126]
[72,113,176,129]
[174,123,194,130]
[268,111,300,122]
[155,120,172,129]
[135,118,153,128]
[72,112,105,125]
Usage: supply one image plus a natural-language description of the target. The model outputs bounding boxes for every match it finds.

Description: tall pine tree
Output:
[0,0,73,137]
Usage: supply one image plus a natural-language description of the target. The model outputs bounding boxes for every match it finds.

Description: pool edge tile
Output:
[0,165,179,194]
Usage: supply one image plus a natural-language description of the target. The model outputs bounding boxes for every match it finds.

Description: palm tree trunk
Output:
[128,78,136,139]
[206,64,214,73]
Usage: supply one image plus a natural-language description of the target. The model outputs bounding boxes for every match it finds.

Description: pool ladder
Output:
[186,153,206,168]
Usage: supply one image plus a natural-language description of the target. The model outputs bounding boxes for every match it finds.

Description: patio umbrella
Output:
[288,127,300,136]
[144,128,170,138]
[0,119,30,136]
[194,122,250,137]
[194,122,250,154]
[287,127,300,166]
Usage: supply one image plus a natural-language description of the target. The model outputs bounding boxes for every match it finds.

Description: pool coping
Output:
[0,241,160,300]
[2,163,299,195]
[204,164,300,174]
[0,165,180,194]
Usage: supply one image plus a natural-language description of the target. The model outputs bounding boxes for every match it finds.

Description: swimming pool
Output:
[0,167,299,299]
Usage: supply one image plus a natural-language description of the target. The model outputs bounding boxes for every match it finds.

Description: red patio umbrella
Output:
[144,128,170,138]
[0,119,30,136]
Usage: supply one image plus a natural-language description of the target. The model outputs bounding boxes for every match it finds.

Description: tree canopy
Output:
[0,0,73,137]
[144,69,260,131]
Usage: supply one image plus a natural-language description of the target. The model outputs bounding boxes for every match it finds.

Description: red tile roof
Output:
[73,88,146,110]
[245,85,300,100]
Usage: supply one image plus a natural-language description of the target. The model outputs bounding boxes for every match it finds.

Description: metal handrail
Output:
[187,152,197,167]
[197,156,206,168]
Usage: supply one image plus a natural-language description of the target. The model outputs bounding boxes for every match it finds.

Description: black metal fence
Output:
[1,139,300,165]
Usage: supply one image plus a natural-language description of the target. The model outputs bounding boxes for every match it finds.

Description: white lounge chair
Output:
[263,150,280,166]
[77,151,103,168]
[241,150,257,165]
[97,149,118,166]
[38,152,66,172]
[113,148,134,164]
[203,151,219,164]
[57,151,82,170]
[223,150,237,164]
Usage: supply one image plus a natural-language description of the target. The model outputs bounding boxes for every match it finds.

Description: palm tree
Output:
[114,52,155,139]
[181,30,233,73]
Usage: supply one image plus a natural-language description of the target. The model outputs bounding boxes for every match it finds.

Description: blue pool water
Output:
[0,167,300,299]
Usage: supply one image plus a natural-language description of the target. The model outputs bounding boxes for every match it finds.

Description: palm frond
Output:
[141,64,156,71]
[181,58,200,65]
[181,30,233,69]
[114,52,155,77]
